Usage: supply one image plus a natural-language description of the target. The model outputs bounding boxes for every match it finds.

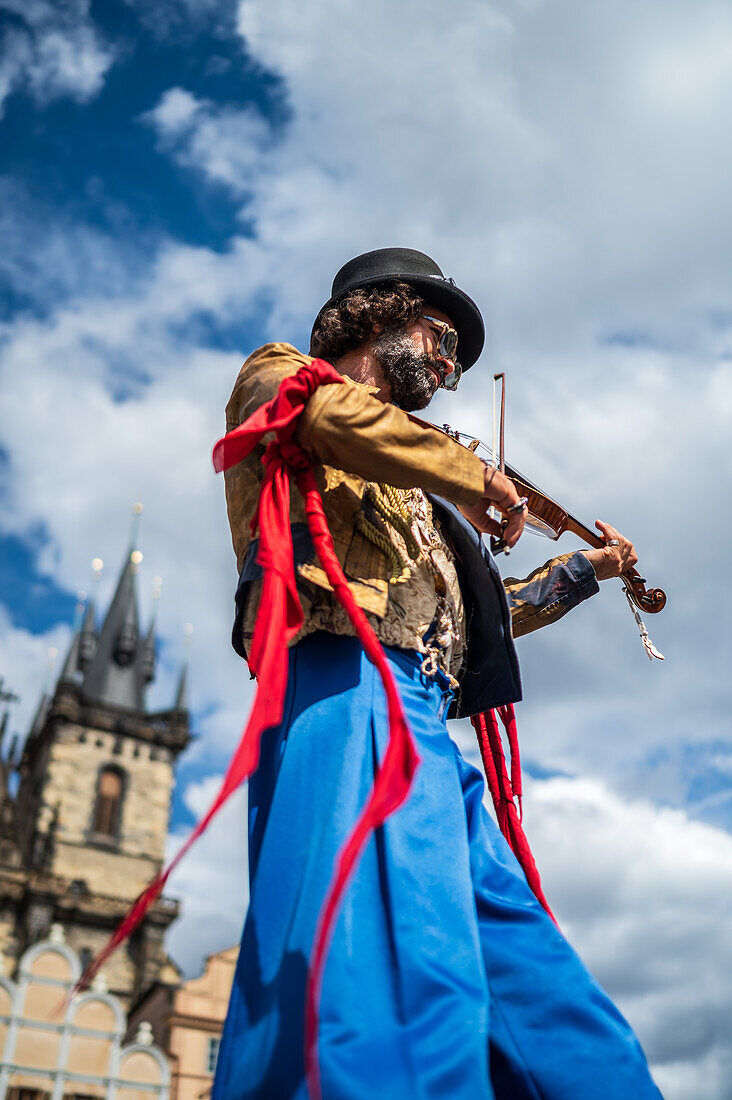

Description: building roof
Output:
[81,549,146,709]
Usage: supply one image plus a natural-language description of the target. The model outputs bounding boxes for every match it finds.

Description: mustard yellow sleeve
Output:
[297,376,485,506]
[225,342,313,430]
[227,343,486,508]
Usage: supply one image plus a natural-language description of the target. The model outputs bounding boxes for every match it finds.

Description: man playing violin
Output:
[213,249,661,1099]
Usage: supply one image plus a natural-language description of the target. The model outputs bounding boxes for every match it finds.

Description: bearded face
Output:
[371,327,444,411]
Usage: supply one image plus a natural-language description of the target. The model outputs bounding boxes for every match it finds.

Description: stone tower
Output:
[0,546,190,1007]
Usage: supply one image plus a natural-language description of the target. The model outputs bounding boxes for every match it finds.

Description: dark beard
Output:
[371,328,442,411]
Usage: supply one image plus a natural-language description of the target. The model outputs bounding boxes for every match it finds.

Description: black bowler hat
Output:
[312,247,485,369]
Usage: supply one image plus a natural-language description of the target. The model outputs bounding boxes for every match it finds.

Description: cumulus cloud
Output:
[528,775,732,1100]
[165,773,248,976]
[140,87,270,194]
[143,86,201,132]
[0,0,114,115]
[0,605,71,750]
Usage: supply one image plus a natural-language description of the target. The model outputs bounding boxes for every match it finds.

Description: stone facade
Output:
[41,718,174,897]
[0,547,190,1009]
[0,544,241,1098]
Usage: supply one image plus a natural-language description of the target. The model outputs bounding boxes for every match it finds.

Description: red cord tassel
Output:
[69,360,419,1100]
[471,706,555,922]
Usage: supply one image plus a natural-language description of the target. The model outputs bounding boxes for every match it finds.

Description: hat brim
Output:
[312,273,485,370]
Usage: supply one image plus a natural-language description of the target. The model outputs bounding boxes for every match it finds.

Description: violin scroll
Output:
[505,464,667,615]
[622,570,666,615]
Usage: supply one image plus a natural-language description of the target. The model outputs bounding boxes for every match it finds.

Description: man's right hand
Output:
[456,464,527,548]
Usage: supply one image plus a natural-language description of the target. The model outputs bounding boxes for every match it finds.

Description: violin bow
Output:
[489,372,508,554]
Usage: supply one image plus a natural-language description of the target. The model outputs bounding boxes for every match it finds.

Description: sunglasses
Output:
[422,315,463,391]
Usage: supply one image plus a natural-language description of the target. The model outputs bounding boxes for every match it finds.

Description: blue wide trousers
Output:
[212,633,661,1099]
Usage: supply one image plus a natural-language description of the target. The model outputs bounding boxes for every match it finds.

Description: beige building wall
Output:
[167,947,238,1100]
[0,927,170,1099]
[130,946,238,1100]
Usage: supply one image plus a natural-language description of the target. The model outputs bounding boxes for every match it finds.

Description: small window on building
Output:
[207,1034,221,1074]
[92,766,123,837]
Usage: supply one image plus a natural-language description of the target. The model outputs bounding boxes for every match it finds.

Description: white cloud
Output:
[143,86,201,132]
[165,773,248,976]
[528,775,732,1100]
[140,87,271,194]
[0,605,71,750]
[0,0,113,115]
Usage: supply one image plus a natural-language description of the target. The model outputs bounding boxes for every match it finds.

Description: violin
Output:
[463,439,666,616]
[433,373,667,660]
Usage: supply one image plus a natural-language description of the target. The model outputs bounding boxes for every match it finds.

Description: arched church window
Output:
[92,766,123,838]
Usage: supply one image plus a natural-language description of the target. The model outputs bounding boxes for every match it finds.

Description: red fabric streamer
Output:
[70,359,420,1100]
[471,706,555,923]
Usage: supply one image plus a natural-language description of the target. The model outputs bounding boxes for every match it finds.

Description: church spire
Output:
[173,621,193,713]
[81,548,146,711]
[77,598,97,671]
[173,663,188,712]
[141,617,157,686]
[59,631,81,684]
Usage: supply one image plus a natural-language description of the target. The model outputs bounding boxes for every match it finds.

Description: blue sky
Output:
[1,2,731,1095]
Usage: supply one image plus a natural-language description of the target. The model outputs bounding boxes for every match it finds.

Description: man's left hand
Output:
[581,520,638,580]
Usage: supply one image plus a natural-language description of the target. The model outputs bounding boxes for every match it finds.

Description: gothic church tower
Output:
[0,546,190,1007]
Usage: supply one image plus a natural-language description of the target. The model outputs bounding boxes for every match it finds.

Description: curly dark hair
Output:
[310,281,424,362]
